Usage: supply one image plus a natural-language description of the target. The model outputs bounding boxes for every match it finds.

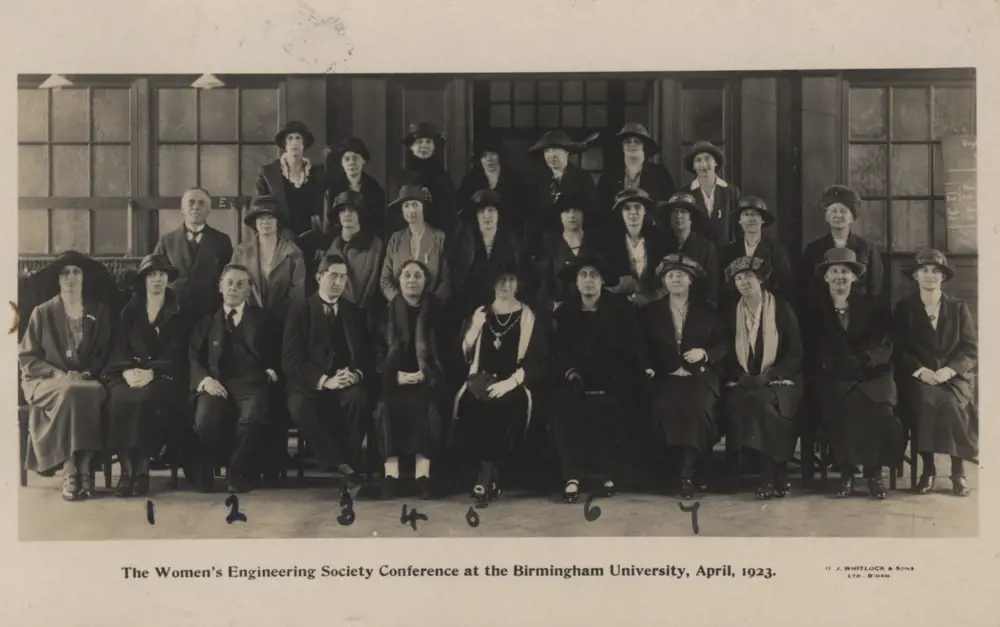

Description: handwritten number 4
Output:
[401,505,428,531]
[225,495,248,524]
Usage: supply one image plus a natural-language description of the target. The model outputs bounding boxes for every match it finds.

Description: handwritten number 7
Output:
[678,501,700,535]
[584,495,602,522]
[225,495,247,524]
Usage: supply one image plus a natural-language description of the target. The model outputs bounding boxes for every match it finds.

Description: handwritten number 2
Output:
[225,495,247,524]
[465,506,480,528]
[584,495,602,522]
[337,492,356,526]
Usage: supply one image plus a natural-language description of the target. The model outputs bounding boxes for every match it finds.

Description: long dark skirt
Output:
[724,387,796,462]
[107,377,189,456]
[455,387,529,463]
[375,383,442,459]
[821,387,903,468]
[552,387,621,480]
[649,377,718,453]
[899,380,978,461]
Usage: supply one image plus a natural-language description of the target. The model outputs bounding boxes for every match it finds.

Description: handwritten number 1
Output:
[584,495,602,522]
[146,500,155,525]
[465,506,480,528]
[225,495,247,524]
[678,501,700,535]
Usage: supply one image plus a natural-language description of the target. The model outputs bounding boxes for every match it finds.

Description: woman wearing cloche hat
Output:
[399,122,457,235]
[324,136,388,240]
[892,249,977,497]
[526,129,601,243]
[255,120,327,237]
[597,122,676,222]
[683,140,741,248]
[456,136,530,239]
[720,195,795,309]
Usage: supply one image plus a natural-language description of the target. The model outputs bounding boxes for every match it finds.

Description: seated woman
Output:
[804,249,903,499]
[604,188,670,309]
[18,251,114,501]
[453,261,550,503]
[893,249,977,497]
[376,260,446,501]
[104,254,191,497]
[643,254,727,499]
[552,254,646,502]
[380,184,451,306]
[721,256,803,500]
[456,137,530,239]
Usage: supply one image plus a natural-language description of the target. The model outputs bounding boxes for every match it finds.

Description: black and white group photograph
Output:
[13,67,980,540]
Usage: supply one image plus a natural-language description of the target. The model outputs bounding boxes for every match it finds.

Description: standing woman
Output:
[643,254,728,498]
[604,188,670,309]
[104,254,190,497]
[255,120,327,237]
[721,196,794,302]
[535,192,605,313]
[456,137,530,239]
[400,122,457,235]
[526,130,600,250]
[683,141,740,249]
[597,123,675,224]
[893,249,977,497]
[376,260,446,500]
[453,262,551,502]
[325,137,388,240]
[721,256,804,500]
[380,184,451,307]
[661,191,720,308]
[19,251,114,501]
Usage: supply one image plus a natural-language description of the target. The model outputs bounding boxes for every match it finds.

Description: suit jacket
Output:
[892,293,977,404]
[690,178,741,248]
[665,231,720,307]
[456,166,531,239]
[801,232,885,299]
[803,292,896,407]
[231,235,306,320]
[103,289,189,385]
[153,225,234,320]
[380,227,450,304]
[255,159,327,236]
[188,305,281,392]
[282,295,373,395]
[597,161,676,222]
[325,172,388,241]
[642,297,727,396]
[721,235,795,299]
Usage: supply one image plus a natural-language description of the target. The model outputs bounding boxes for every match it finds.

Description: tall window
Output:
[845,82,976,253]
[18,84,134,255]
[676,79,731,186]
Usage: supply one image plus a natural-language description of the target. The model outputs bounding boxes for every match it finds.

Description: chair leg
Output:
[104,454,113,489]
[168,454,179,490]
[800,434,815,485]
[296,436,305,480]
[909,430,919,489]
[820,441,830,482]
[19,408,29,488]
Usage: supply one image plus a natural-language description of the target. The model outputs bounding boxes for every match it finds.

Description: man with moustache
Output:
[660,191,720,308]
[154,187,234,322]
[283,254,372,494]
[188,264,282,494]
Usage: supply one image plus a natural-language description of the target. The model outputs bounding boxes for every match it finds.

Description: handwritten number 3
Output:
[225,495,247,524]
[337,493,356,526]
[584,495,602,522]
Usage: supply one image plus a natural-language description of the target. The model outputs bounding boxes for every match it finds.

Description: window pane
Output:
[848,144,887,196]
[890,200,929,251]
[538,81,559,102]
[19,145,49,196]
[513,81,535,102]
[241,145,278,195]
[585,81,607,102]
[581,148,603,172]
[52,146,90,196]
[19,210,49,254]
[51,89,89,142]
[539,105,559,128]
[562,80,583,101]
[625,81,647,103]
[51,209,91,253]
[562,105,584,128]
[933,199,949,251]
[18,89,48,142]
[489,104,511,128]
[157,145,197,195]
[489,81,511,102]
[513,104,534,128]
[199,88,238,142]
[200,145,239,196]
[586,105,607,128]
[891,144,929,196]
[848,87,886,141]
[681,87,724,142]
[92,88,131,142]
[945,196,976,253]
[92,208,128,255]
[157,88,197,142]
[625,105,648,127]
[891,87,929,141]
[92,145,130,196]
[932,143,945,196]
[932,87,975,139]
[852,200,887,250]
[240,88,280,142]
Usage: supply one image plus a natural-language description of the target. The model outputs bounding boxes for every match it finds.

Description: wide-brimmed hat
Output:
[655,253,706,283]
[658,191,709,232]
[133,253,179,288]
[329,136,371,163]
[614,122,660,156]
[734,195,776,226]
[470,136,505,163]
[683,141,725,174]
[469,188,504,212]
[331,190,366,214]
[244,195,288,228]
[388,184,433,212]
[558,253,611,285]
[403,122,445,147]
[906,248,955,282]
[529,129,588,155]
[38,250,108,293]
[814,247,867,279]
[725,255,772,285]
[275,120,315,150]
[612,188,656,213]
[818,184,862,218]
[492,258,527,284]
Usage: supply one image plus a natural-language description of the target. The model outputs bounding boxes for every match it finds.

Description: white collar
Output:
[223,302,246,317]
[280,153,312,187]
[690,177,728,190]
[185,223,206,234]
[320,297,339,307]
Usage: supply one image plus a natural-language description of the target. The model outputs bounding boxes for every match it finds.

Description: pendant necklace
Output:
[489,311,518,349]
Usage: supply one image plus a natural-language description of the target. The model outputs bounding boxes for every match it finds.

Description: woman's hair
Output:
[397,258,430,282]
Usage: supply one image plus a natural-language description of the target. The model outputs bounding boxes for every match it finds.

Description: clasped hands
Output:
[123,368,155,388]
[397,371,425,386]
[646,349,707,379]
[201,368,279,398]
[323,368,360,391]
[917,367,956,386]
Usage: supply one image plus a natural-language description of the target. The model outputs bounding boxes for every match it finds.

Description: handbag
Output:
[466,371,499,401]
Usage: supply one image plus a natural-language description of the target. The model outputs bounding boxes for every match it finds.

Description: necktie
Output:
[226,308,238,333]
[186,228,202,243]
[322,301,337,317]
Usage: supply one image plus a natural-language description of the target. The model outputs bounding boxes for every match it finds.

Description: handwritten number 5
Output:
[584,495,602,522]
[225,495,247,524]
[465,506,480,528]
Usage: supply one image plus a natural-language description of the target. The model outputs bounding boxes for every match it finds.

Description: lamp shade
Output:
[191,73,226,90]
[38,74,73,90]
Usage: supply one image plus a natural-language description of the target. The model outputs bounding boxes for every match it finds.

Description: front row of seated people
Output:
[19,243,977,503]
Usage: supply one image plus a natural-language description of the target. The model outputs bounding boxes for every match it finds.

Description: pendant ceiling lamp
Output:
[191,73,226,90]
[38,74,73,90]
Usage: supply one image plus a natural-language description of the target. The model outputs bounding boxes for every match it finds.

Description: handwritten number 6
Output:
[465,506,480,528]
[225,495,247,524]
[584,495,602,522]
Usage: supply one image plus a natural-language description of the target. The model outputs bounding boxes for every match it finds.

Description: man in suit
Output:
[283,254,372,494]
[154,187,234,322]
[189,264,281,494]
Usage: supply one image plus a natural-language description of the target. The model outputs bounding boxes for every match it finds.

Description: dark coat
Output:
[642,298,727,396]
[892,293,977,405]
[400,156,457,236]
[282,295,374,396]
[153,225,234,321]
[801,232,885,300]
[603,223,672,300]
[665,231,720,308]
[255,159,327,236]
[721,235,795,299]
[325,172,388,241]
[535,230,607,311]
[527,163,600,246]
[456,166,531,239]
[689,179,740,248]
[803,292,896,407]
[554,293,648,398]
[597,161,676,224]
[103,289,189,386]
[230,235,306,320]
[188,305,281,392]
[449,224,527,314]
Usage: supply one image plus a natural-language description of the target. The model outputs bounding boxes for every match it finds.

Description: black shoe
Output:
[115,473,134,498]
[679,477,696,500]
[562,480,580,503]
[416,477,431,500]
[227,473,252,494]
[754,482,774,500]
[835,475,854,498]
[773,479,791,498]
[951,476,970,497]
[80,472,97,499]
[381,476,398,500]
[867,476,888,500]
[133,474,151,497]
[915,473,935,495]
